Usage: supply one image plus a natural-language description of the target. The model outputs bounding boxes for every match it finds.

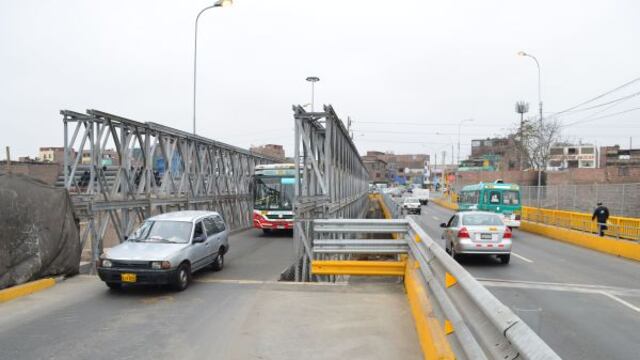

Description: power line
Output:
[554,76,640,115]
[556,90,640,115]
[561,106,640,127]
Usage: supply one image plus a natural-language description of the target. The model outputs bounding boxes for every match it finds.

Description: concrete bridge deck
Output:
[0,230,421,360]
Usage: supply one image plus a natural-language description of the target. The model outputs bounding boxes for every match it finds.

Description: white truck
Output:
[413,188,430,205]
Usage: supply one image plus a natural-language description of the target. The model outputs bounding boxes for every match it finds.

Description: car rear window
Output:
[462,214,503,226]
[405,198,419,203]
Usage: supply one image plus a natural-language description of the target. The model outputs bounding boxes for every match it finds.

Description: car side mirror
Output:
[440,223,447,228]
[192,234,206,243]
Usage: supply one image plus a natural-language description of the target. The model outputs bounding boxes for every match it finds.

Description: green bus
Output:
[458,181,521,228]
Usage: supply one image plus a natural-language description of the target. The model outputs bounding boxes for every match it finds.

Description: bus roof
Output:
[461,182,520,191]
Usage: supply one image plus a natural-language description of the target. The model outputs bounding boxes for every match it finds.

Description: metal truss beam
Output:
[291,104,370,281]
[62,109,279,272]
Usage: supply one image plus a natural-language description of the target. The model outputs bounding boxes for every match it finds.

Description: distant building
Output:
[599,145,640,169]
[80,149,120,166]
[362,156,388,184]
[547,143,597,170]
[364,151,429,184]
[251,144,286,160]
[470,137,521,170]
[38,147,65,165]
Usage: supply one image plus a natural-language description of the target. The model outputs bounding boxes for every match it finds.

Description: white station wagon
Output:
[97,211,230,291]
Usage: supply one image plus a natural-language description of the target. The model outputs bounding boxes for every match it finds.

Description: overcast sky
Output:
[1,0,639,162]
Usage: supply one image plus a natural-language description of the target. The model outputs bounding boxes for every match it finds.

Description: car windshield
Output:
[462,214,503,226]
[128,220,192,244]
[405,198,420,203]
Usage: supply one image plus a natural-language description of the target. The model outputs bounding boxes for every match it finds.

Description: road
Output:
[0,229,421,360]
[415,201,640,360]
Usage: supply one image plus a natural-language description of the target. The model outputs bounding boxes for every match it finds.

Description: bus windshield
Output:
[253,176,294,210]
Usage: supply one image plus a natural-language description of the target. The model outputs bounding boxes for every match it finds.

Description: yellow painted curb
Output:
[431,197,459,211]
[521,221,640,262]
[0,278,56,303]
[404,259,455,360]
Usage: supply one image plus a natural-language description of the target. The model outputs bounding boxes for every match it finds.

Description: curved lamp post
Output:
[192,0,233,135]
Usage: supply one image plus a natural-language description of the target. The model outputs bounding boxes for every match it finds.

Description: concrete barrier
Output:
[521,221,640,262]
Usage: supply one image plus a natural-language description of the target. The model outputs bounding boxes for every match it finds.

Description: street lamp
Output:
[518,51,544,194]
[457,119,473,165]
[192,0,232,135]
[305,76,320,112]
[517,51,543,123]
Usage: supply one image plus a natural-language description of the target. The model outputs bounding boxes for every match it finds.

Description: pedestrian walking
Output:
[591,202,610,237]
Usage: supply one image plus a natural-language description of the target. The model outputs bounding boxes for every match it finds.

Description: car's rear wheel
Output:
[262,229,271,235]
[105,282,121,290]
[498,254,510,264]
[173,263,191,291]
[212,253,224,271]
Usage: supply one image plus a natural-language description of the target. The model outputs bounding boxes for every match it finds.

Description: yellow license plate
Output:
[121,273,137,283]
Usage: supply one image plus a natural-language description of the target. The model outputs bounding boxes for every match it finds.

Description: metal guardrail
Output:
[312,207,561,359]
[522,207,640,242]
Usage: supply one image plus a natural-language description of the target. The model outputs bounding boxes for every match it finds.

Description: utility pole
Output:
[515,101,529,170]
[5,146,11,173]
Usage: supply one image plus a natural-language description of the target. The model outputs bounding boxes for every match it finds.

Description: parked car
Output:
[440,211,512,264]
[402,197,422,215]
[97,210,230,291]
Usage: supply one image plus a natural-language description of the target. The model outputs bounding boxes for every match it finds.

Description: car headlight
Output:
[102,259,113,268]
[151,261,171,270]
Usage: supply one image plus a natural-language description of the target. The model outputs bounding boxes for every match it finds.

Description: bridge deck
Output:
[0,229,421,360]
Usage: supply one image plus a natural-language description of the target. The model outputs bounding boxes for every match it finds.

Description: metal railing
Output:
[310,216,560,360]
[522,207,640,241]
[62,109,279,269]
[521,183,640,218]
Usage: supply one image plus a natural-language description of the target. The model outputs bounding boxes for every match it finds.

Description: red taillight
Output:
[503,227,512,239]
[457,227,470,238]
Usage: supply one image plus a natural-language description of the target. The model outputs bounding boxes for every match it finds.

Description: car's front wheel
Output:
[173,263,191,291]
[212,253,224,271]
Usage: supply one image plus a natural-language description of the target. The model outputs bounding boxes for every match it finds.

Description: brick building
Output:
[547,143,597,170]
[362,156,388,184]
[469,137,522,170]
[38,147,65,165]
[250,144,286,160]
[599,145,640,169]
[364,151,429,184]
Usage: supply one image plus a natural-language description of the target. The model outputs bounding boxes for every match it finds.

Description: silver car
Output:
[97,211,230,291]
[440,211,512,264]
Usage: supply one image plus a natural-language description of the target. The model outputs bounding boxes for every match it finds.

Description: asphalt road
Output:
[0,229,421,360]
[414,201,640,360]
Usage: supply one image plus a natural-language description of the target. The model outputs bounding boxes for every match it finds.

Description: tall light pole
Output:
[518,51,544,197]
[457,118,473,165]
[306,76,320,112]
[517,51,543,124]
[192,0,232,135]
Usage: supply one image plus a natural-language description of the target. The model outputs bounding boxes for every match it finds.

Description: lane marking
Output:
[194,278,348,286]
[599,291,640,313]
[432,216,440,221]
[511,252,534,263]
[477,278,640,298]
